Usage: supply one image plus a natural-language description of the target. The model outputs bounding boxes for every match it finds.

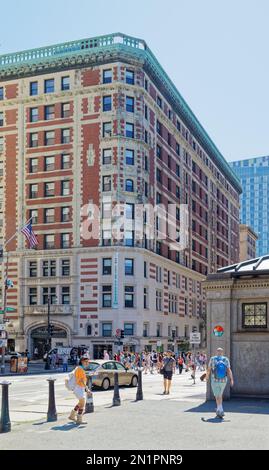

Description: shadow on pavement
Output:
[201,417,231,424]
[51,423,86,431]
[186,398,269,415]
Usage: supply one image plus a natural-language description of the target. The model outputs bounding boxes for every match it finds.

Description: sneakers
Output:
[68,409,77,422]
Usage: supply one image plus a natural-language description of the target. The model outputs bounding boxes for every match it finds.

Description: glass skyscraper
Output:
[230,156,269,256]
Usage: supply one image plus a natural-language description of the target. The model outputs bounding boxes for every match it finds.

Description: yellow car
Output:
[86,360,138,390]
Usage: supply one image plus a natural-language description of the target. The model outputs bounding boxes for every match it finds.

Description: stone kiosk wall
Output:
[204,271,269,399]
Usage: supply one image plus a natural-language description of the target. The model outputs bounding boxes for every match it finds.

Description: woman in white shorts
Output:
[68,356,89,424]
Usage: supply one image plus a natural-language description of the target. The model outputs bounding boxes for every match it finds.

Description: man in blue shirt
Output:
[206,347,234,418]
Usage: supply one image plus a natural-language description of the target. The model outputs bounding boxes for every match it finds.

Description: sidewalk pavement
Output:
[1,397,269,450]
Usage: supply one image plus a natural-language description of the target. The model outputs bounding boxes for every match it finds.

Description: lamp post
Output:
[44,296,52,371]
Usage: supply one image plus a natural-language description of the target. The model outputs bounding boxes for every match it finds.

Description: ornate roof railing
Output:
[0,32,241,192]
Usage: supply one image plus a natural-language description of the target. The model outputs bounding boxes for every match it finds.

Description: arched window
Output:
[87,324,92,336]
[125,179,134,192]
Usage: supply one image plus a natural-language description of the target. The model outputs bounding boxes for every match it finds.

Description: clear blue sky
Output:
[1,0,268,162]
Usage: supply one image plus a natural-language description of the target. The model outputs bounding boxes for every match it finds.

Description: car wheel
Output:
[102,378,110,391]
[130,375,138,387]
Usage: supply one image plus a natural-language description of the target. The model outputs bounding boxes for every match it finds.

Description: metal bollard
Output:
[47,378,57,422]
[112,372,121,406]
[85,376,94,414]
[136,368,143,401]
[0,381,11,433]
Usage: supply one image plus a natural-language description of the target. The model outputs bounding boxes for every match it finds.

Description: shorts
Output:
[73,386,85,400]
[211,379,227,398]
[163,371,173,381]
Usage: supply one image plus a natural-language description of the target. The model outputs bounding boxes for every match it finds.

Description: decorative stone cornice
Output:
[0,32,241,193]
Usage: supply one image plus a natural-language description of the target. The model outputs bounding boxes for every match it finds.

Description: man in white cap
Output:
[206,347,234,418]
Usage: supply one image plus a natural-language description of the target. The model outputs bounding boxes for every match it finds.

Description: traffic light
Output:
[120,329,124,339]
[48,324,54,337]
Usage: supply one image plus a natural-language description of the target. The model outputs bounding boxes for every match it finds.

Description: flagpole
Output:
[1,216,33,374]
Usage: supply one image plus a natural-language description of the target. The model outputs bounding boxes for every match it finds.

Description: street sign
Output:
[0,307,16,314]
[0,330,7,339]
[190,332,201,344]
[0,339,7,348]
[0,324,5,331]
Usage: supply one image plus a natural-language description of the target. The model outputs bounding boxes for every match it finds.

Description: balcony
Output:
[23,304,74,316]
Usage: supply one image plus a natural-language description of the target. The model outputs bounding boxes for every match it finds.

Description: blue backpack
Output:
[214,356,227,379]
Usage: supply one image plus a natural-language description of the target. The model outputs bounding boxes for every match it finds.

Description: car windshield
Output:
[86,362,100,371]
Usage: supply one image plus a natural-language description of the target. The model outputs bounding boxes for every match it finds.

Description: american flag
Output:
[21,222,38,249]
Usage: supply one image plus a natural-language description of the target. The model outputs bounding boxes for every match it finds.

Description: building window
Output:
[157,96,162,108]
[44,105,55,120]
[102,202,111,219]
[29,287,38,305]
[125,122,134,138]
[42,260,56,277]
[61,102,71,118]
[61,76,70,91]
[143,323,149,337]
[156,290,162,311]
[61,233,70,248]
[87,324,92,336]
[102,285,112,307]
[144,104,148,120]
[44,156,55,171]
[125,258,134,276]
[44,208,55,223]
[61,154,71,169]
[125,149,134,165]
[156,168,162,183]
[29,209,38,225]
[44,79,55,94]
[61,207,70,222]
[30,133,38,148]
[61,286,70,304]
[144,261,147,278]
[125,179,134,192]
[29,158,38,173]
[125,286,134,308]
[61,180,70,196]
[125,231,134,247]
[103,95,112,112]
[124,323,134,336]
[0,137,3,152]
[29,184,38,199]
[126,69,134,85]
[102,230,111,246]
[30,82,38,96]
[29,261,37,277]
[102,148,112,165]
[103,122,112,137]
[144,288,148,309]
[30,107,38,122]
[42,286,57,304]
[242,303,267,328]
[62,259,70,276]
[45,131,55,146]
[126,96,134,113]
[103,258,112,275]
[102,323,112,337]
[157,323,162,337]
[156,120,162,136]
[102,175,112,192]
[103,69,112,84]
[44,182,55,197]
[61,129,71,144]
[126,203,134,220]
[44,234,55,249]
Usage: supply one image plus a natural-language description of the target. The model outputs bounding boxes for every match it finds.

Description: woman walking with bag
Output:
[161,350,176,395]
[68,355,89,424]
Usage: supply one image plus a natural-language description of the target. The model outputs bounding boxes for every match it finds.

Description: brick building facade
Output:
[0,33,241,357]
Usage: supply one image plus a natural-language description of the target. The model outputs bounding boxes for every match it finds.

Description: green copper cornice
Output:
[0,32,241,193]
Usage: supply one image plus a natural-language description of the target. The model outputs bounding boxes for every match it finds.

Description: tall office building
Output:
[230,156,269,257]
[0,33,241,357]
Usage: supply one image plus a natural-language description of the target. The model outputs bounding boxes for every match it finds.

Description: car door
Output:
[115,361,129,386]
[102,361,117,386]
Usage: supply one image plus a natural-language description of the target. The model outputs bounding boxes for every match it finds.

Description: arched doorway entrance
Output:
[30,325,68,359]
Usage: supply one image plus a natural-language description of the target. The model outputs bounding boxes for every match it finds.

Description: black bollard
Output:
[136,368,143,401]
[112,372,121,406]
[47,378,57,422]
[0,381,11,433]
[85,376,94,414]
